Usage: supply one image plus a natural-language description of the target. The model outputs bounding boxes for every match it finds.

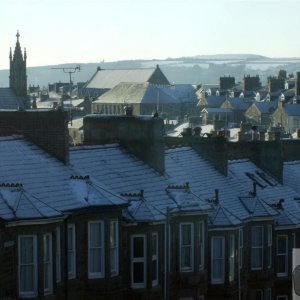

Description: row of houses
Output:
[1,110,300,299]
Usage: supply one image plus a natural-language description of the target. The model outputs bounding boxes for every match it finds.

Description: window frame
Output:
[43,233,53,295]
[56,226,61,283]
[276,234,288,277]
[68,224,76,279]
[199,221,205,270]
[110,220,119,276]
[88,220,105,279]
[239,228,243,270]
[229,234,235,282]
[131,234,146,289]
[251,226,264,270]
[152,232,158,287]
[18,235,38,298]
[267,225,272,269]
[179,223,194,272]
[211,236,225,284]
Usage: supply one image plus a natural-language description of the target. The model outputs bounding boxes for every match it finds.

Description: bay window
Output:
[110,220,119,276]
[251,226,263,270]
[277,235,288,276]
[211,236,225,284]
[152,233,158,286]
[180,223,194,272]
[68,224,76,279]
[131,235,146,288]
[18,235,37,298]
[88,221,104,278]
[43,233,53,295]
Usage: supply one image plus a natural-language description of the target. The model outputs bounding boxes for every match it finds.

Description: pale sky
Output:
[1,0,300,70]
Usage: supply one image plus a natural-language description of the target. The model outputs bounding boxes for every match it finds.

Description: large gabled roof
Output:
[85,65,170,90]
[94,82,179,105]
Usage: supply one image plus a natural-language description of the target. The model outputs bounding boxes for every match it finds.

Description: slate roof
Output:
[254,101,277,114]
[203,95,226,107]
[0,88,25,109]
[70,145,214,222]
[284,104,300,116]
[0,137,128,222]
[85,66,169,89]
[201,107,233,114]
[94,82,179,105]
[225,97,252,110]
[283,161,300,194]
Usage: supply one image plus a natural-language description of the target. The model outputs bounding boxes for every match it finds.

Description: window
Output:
[267,225,272,268]
[43,233,53,295]
[239,229,243,269]
[88,221,104,278]
[131,235,146,288]
[250,290,263,300]
[110,220,119,276]
[68,224,76,279]
[56,227,61,283]
[211,236,225,284]
[152,233,158,286]
[229,235,235,282]
[180,223,194,272]
[199,221,205,270]
[266,288,271,300]
[18,235,37,298]
[277,235,288,276]
[251,226,263,270]
[276,296,288,300]
[292,233,296,249]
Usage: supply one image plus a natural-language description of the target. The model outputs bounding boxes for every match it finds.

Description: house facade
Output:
[1,110,300,300]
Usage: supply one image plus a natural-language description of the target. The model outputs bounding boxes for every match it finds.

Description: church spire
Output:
[9,31,27,98]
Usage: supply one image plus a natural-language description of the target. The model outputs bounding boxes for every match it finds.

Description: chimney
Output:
[83,114,165,174]
[0,110,69,164]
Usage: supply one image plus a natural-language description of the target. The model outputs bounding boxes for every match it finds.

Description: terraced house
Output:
[0,109,300,300]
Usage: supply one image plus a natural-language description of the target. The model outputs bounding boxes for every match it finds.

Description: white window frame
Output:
[229,234,235,282]
[88,220,105,279]
[180,223,194,272]
[267,225,272,268]
[56,226,61,283]
[276,235,288,277]
[239,228,243,269]
[110,220,119,276]
[68,224,76,279]
[276,296,288,300]
[18,235,38,298]
[43,233,53,295]
[199,221,205,270]
[131,234,146,289]
[211,236,225,284]
[266,288,272,300]
[152,232,158,287]
[251,226,263,270]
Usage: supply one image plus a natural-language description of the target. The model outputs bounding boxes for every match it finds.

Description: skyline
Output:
[1,0,300,70]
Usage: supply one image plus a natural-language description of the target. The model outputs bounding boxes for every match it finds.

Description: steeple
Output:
[9,31,27,98]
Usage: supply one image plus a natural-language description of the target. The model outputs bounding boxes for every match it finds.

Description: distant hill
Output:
[1,54,300,88]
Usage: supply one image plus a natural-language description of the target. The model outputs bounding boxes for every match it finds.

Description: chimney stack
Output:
[83,114,165,174]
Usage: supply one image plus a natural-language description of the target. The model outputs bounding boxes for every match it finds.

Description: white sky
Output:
[1,0,300,69]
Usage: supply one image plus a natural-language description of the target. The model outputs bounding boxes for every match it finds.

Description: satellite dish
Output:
[293,265,300,296]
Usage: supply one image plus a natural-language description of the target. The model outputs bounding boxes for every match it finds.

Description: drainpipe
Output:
[238,228,241,300]
[165,206,170,300]
[63,216,69,300]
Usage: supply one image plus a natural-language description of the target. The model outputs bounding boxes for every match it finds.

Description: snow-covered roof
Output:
[0,88,25,109]
[0,136,128,222]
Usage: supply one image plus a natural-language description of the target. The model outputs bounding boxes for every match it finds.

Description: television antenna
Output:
[51,65,81,125]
